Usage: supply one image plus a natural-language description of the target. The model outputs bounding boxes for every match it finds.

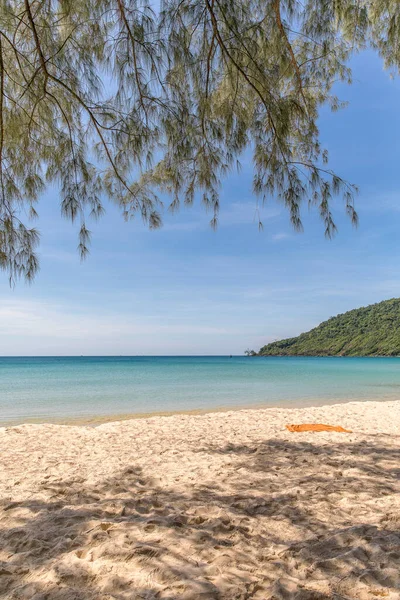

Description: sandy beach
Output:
[1,400,400,599]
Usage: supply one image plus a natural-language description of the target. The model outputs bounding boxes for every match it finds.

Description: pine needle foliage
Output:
[258,298,400,357]
[0,0,397,281]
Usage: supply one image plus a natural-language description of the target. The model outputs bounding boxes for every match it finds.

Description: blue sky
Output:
[1,50,400,355]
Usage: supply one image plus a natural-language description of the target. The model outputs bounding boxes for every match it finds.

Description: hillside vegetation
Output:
[258,299,400,356]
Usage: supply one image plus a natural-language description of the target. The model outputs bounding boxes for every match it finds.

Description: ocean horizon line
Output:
[0,354,399,359]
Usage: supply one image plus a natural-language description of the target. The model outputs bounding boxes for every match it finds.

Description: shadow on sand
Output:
[1,437,400,599]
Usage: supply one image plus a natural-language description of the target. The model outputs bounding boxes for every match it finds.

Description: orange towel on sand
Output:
[286,423,352,433]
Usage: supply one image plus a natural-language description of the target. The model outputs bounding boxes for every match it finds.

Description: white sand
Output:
[1,400,400,599]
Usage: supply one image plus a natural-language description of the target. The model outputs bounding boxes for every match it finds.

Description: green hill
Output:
[258,298,400,357]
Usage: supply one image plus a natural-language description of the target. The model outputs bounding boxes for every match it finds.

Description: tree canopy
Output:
[0,0,398,281]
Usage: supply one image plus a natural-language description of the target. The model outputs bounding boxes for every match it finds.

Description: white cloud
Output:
[39,249,79,263]
[159,201,281,232]
[219,201,280,226]
[0,299,250,355]
[161,221,202,232]
[358,191,400,213]
[271,232,291,241]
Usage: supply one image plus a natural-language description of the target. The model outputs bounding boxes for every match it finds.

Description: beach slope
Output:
[1,400,400,599]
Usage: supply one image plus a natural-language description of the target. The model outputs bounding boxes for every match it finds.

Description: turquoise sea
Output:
[1,356,400,426]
